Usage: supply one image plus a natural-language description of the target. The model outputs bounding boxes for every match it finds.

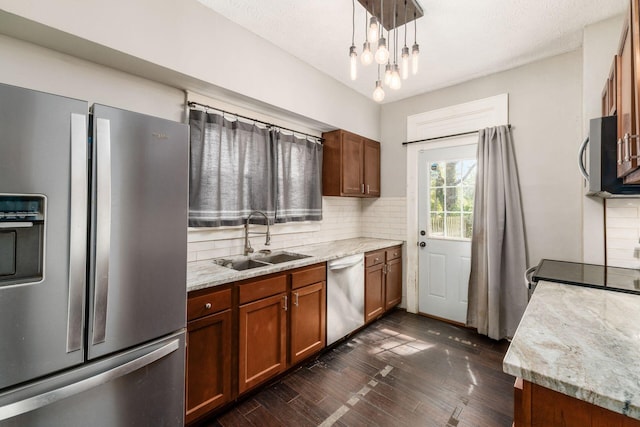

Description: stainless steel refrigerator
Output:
[0,83,188,426]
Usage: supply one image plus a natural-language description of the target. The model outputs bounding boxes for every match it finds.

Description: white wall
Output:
[0,0,380,140]
[0,34,184,121]
[582,15,625,264]
[380,50,584,266]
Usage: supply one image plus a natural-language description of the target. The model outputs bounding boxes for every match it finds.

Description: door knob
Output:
[419,242,426,248]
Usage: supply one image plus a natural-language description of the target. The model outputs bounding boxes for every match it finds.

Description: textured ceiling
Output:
[198,0,626,104]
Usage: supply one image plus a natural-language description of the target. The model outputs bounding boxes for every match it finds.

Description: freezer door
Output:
[88,105,188,359]
[0,331,186,427]
[0,83,88,390]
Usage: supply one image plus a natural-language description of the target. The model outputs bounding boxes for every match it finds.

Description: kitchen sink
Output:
[226,259,271,271]
[215,251,311,271]
[258,252,311,264]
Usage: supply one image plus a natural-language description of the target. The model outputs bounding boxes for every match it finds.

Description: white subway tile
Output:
[606,207,639,218]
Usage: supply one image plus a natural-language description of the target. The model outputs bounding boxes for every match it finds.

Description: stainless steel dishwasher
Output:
[326,254,365,345]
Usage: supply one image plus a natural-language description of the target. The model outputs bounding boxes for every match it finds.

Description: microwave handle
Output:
[578,136,589,180]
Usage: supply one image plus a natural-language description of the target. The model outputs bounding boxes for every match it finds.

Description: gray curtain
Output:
[188,110,276,227]
[273,130,323,222]
[467,126,527,340]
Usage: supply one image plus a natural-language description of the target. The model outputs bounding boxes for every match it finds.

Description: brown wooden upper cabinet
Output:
[614,0,640,183]
[322,129,381,197]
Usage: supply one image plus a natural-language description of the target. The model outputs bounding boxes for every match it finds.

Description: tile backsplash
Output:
[606,199,640,268]
[187,196,407,264]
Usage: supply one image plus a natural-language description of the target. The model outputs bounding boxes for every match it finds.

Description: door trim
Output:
[404,94,508,313]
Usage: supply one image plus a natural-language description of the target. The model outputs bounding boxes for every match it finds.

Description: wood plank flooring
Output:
[200,310,514,427]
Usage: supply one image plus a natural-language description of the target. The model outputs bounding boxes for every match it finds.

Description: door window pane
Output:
[427,158,476,240]
[430,212,444,237]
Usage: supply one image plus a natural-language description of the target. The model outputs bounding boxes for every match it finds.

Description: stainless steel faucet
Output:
[244,210,271,255]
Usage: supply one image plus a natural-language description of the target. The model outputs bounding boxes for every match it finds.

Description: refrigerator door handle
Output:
[0,338,180,421]
[92,118,112,345]
[67,113,88,354]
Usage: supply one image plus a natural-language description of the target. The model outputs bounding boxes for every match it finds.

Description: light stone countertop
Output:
[503,280,640,420]
[187,237,404,292]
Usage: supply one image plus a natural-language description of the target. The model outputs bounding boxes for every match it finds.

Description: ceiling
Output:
[198,0,626,104]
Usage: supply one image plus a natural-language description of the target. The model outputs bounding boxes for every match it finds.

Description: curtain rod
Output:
[187,101,324,143]
[401,124,512,146]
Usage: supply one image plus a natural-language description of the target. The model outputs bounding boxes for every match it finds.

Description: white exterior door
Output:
[418,141,476,323]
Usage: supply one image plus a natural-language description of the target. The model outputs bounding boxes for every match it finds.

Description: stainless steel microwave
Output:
[578,116,640,197]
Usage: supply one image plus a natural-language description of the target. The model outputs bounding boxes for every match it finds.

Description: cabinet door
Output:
[626,0,640,183]
[341,132,364,195]
[385,257,402,310]
[290,281,326,365]
[186,309,232,424]
[363,139,381,197]
[238,293,287,394]
[618,15,638,178]
[365,263,385,323]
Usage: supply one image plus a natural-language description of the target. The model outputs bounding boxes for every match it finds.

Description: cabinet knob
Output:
[375,258,380,263]
[204,302,212,310]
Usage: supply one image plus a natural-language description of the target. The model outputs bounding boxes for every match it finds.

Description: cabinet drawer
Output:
[386,246,401,261]
[239,274,287,305]
[187,287,232,321]
[365,250,384,267]
[291,264,326,290]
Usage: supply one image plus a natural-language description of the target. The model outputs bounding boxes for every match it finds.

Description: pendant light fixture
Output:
[361,5,374,65]
[412,10,420,75]
[389,3,401,90]
[349,0,423,101]
[375,0,389,64]
[368,1,379,43]
[401,0,410,80]
[373,65,385,102]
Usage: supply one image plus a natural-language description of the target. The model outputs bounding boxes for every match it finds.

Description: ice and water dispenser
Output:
[0,194,46,286]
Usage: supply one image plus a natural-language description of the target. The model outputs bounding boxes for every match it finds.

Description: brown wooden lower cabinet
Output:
[514,378,640,427]
[365,246,403,323]
[385,255,402,310]
[238,291,287,394]
[365,256,385,323]
[185,287,232,424]
[290,281,326,364]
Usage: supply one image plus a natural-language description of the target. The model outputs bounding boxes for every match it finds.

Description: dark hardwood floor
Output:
[201,310,514,427]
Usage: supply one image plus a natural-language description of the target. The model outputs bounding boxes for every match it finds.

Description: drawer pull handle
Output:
[204,303,212,310]
[375,258,380,263]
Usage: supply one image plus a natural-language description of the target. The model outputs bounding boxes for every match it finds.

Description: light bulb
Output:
[384,63,392,86]
[412,43,420,75]
[401,46,410,80]
[390,64,402,90]
[368,17,379,43]
[375,37,389,64]
[361,41,373,65]
[373,80,385,102]
[349,45,357,80]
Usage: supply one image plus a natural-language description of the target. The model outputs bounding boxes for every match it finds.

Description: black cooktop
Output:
[533,259,640,295]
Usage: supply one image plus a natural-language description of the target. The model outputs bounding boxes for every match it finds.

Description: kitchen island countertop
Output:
[187,237,404,292]
[503,280,640,420]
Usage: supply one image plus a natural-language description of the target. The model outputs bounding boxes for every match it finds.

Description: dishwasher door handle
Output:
[329,260,363,270]
[328,254,364,271]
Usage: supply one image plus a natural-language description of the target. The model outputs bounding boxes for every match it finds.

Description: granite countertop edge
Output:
[503,281,640,420]
[187,237,404,292]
